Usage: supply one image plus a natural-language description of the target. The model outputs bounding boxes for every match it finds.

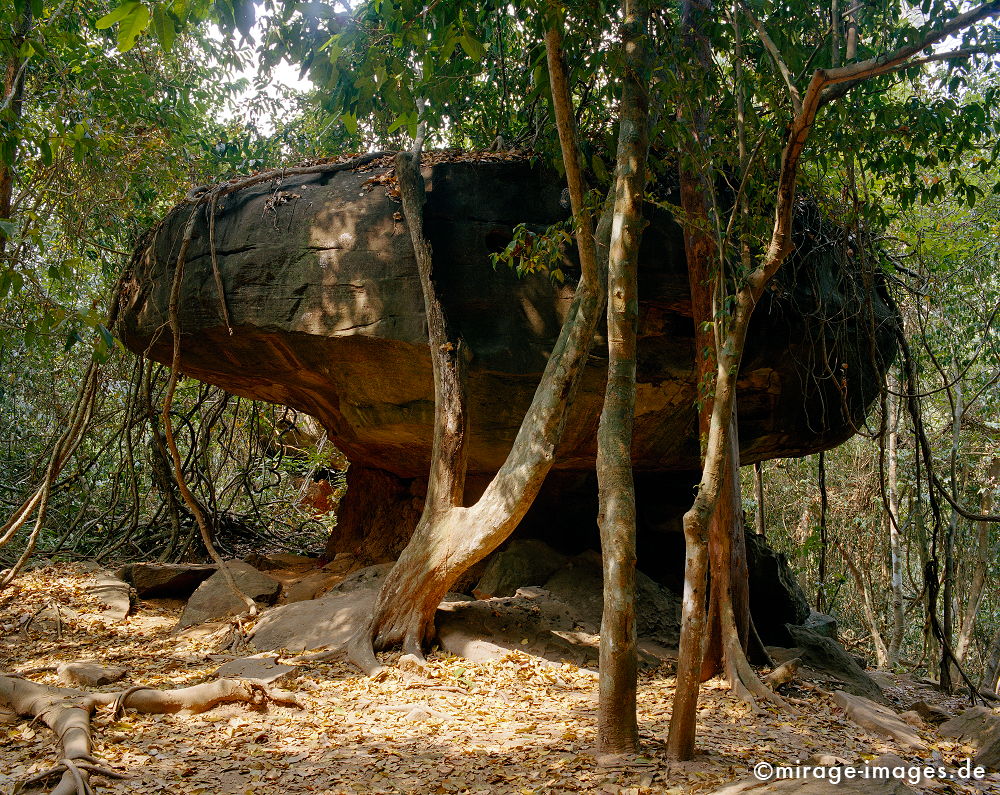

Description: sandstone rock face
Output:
[115,155,897,480]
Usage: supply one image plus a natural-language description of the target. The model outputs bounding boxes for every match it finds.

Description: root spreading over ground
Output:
[1,564,994,794]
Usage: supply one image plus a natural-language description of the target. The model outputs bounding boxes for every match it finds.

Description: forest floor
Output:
[0,564,996,795]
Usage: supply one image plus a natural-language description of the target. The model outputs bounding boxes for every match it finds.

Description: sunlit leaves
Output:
[96,1,151,53]
[151,5,176,52]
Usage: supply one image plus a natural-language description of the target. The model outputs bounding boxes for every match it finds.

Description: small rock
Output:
[803,611,838,639]
[283,570,344,603]
[57,662,127,687]
[900,710,925,728]
[764,657,800,689]
[86,571,134,621]
[909,700,952,725]
[215,654,297,684]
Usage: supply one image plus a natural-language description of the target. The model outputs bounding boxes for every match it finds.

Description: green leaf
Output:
[95,1,140,30]
[65,330,85,351]
[97,323,115,350]
[117,4,151,52]
[459,34,486,62]
[387,113,409,134]
[0,219,16,237]
[341,113,357,135]
[151,5,175,52]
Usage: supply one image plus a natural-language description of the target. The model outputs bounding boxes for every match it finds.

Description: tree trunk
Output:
[941,375,963,691]
[982,627,1000,695]
[596,0,650,756]
[350,12,610,673]
[837,541,890,667]
[674,0,750,689]
[701,415,749,681]
[816,451,829,612]
[0,7,31,259]
[886,370,906,664]
[954,457,999,664]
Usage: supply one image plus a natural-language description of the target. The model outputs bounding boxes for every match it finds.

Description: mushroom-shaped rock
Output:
[114,153,897,556]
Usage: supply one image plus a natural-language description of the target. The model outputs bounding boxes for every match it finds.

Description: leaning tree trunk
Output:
[596,0,650,756]
[349,12,609,673]
[701,414,750,681]
[674,0,750,692]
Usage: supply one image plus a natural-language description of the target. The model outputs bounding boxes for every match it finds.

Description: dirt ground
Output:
[1,564,996,794]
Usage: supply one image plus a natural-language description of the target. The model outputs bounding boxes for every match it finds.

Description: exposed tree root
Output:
[719,600,796,715]
[0,673,301,794]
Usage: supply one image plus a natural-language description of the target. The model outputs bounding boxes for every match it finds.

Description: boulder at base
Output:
[250,590,376,652]
[473,539,568,599]
[117,562,218,599]
[176,561,281,630]
[785,624,884,702]
[746,532,810,645]
[939,706,1000,770]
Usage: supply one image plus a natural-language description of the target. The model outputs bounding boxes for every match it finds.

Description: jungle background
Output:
[3,0,1000,793]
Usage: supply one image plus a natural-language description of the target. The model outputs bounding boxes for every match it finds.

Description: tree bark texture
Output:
[954,457,999,664]
[349,20,610,672]
[982,627,1000,695]
[886,372,905,665]
[0,7,31,259]
[596,0,650,756]
[0,674,298,795]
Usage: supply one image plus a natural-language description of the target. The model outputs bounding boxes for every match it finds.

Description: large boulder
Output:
[786,624,884,702]
[473,539,568,599]
[746,532,811,645]
[176,561,281,630]
[116,562,218,599]
[114,154,896,482]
